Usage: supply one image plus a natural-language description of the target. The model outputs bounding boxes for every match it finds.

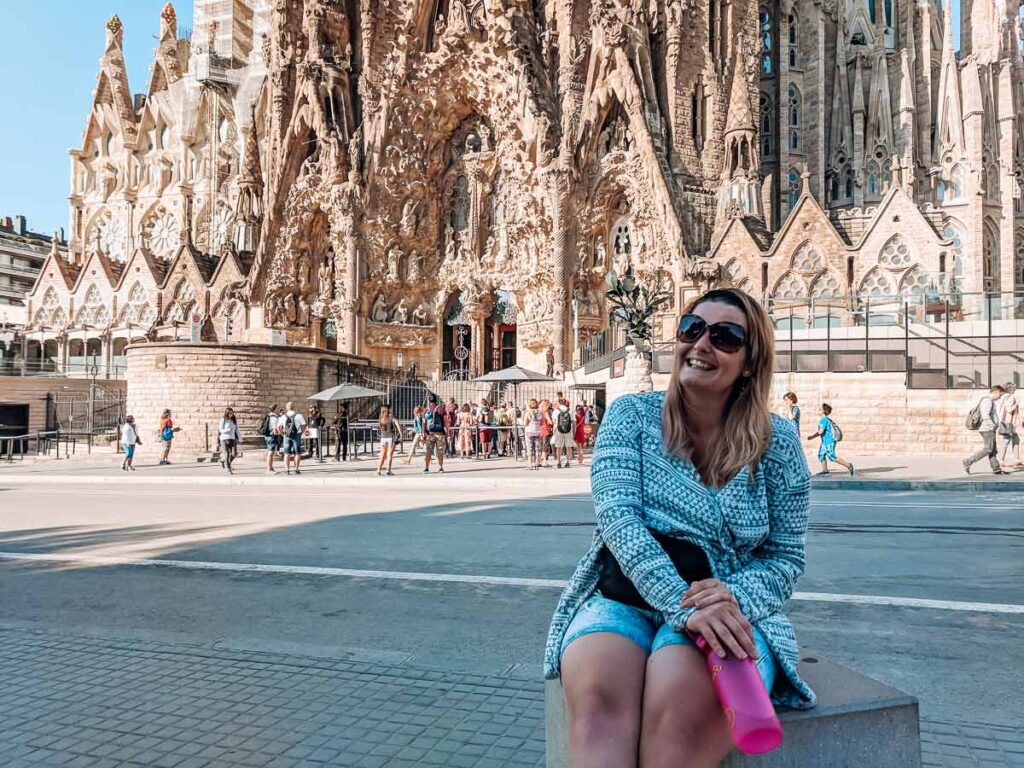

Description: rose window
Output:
[774,272,808,300]
[879,235,912,268]
[147,211,179,258]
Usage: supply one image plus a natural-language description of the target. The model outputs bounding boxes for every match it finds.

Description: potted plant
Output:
[604,267,673,392]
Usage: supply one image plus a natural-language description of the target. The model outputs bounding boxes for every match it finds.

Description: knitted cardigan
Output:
[543,391,816,709]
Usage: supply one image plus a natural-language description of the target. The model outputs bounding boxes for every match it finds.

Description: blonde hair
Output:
[662,288,775,488]
[379,406,392,429]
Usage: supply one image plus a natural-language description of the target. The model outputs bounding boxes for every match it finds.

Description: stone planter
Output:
[623,344,653,393]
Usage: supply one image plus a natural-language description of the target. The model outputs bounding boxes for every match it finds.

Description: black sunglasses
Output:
[676,314,748,354]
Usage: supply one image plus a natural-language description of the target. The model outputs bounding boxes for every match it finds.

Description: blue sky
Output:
[0,1,969,239]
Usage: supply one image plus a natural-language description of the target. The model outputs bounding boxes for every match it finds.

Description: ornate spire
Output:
[933,0,965,161]
[724,36,755,136]
[160,3,177,37]
[105,14,124,51]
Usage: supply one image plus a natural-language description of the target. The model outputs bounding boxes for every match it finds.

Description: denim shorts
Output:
[264,436,280,451]
[123,444,135,459]
[560,594,777,690]
[283,436,302,455]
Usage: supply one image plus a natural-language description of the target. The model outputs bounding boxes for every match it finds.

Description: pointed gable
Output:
[867,47,896,154]
[933,0,965,162]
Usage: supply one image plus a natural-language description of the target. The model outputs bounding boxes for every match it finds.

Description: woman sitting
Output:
[545,288,815,767]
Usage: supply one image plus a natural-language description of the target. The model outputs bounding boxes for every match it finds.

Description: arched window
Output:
[868,0,876,24]
[936,178,946,203]
[760,7,773,76]
[884,0,893,27]
[943,221,966,292]
[787,169,800,208]
[788,86,800,150]
[983,224,999,290]
[788,14,798,67]
[844,167,854,199]
[879,234,913,267]
[1015,230,1024,288]
[986,163,1000,201]
[949,164,965,200]
[760,93,774,156]
[866,161,880,199]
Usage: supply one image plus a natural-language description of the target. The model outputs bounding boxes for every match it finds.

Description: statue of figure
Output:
[386,243,403,281]
[348,126,363,178]
[445,0,471,36]
[371,293,389,323]
[411,301,429,326]
[433,13,446,39]
[594,240,606,269]
[296,252,312,293]
[283,293,297,325]
[400,200,418,237]
[392,297,409,324]
[408,250,421,281]
[526,238,540,272]
[445,230,457,263]
[318,254,335,300]
[297,295,310,327]
[545,346,555,378]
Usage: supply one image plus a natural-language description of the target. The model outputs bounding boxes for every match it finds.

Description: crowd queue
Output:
[119,392,601,475]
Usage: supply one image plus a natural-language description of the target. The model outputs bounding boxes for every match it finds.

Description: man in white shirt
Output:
[964,385,1006,475]
[120,415,139,472]
[281,401,307,476]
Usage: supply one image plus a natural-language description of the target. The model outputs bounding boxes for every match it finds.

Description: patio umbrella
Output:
[308,383,387,402]
[471,366,556,403]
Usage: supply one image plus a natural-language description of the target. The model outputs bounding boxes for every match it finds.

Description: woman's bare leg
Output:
[561,633,648,768]
[639,644,732,768]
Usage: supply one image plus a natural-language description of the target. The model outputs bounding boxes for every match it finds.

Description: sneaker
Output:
[993,469,1009,475]
[438,467,444,473]
[963,460,971,475]
[386,471,394,476]
[815,470,830,476]
[295,469,301,475]
[423,468,430,473]
[848,464,855,476]
[267,468,276,474]
[129,465,135,471]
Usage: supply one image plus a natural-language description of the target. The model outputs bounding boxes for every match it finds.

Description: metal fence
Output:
[51,386,126,435]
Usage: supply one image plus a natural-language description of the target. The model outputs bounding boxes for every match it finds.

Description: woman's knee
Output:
[567,680,641,742]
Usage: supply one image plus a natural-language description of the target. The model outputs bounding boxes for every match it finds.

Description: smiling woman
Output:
[545,287,814,768]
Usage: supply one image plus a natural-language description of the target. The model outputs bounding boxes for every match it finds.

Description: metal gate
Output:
[52,386,126,435]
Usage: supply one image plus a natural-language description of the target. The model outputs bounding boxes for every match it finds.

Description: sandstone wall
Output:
[604,369,992,457]
[0,376,126,434]
[126,343,370,454]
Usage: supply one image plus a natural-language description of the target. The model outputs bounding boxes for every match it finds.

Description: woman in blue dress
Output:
[546,289,814,768]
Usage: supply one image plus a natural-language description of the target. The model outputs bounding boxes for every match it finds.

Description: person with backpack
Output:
[218,407,241,475]
[259,404,281,474]
[281,401,307,476]
[157,408,178,465]
[552,402,575,468]
[376,405,401,476]
[423,395,448,474]
[963,385,1007,475]
[120,415,140,472]
[806,402,854,476]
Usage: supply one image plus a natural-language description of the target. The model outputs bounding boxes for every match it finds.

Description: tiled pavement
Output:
[0,627,1020,768]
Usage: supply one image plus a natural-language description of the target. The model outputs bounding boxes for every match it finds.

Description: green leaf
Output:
[621,276,636,293]
[605,270,618,289]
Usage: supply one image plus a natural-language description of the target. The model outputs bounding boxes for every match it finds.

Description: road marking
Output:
[2,551,1022,615]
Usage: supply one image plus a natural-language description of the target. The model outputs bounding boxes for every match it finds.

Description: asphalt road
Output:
[1,483,1021,731]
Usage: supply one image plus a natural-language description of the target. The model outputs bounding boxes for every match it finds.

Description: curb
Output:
[0,472,592,491]
[812,478,1024,493]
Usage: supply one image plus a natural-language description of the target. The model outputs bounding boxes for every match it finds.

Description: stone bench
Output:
[545,654,921,767]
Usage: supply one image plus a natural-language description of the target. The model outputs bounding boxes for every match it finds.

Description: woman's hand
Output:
[684,602,758,660]
[682,578,736,610]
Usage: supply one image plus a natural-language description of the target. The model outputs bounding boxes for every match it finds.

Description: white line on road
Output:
[2,551,1022,615]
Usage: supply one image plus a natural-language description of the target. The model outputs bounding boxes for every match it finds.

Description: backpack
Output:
[965,402,983,431]
[425,406,446,433]
[161,425,174,441]
[828,418,843,442]
[283,412,299,438]
[557,409,573,434]
[257,413,272,437]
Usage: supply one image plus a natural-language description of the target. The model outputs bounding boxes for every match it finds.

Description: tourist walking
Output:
[547,289,814,768]
[260,404,282,474]
[158,408,177,465]
[120,415,140,471]
[807,403,854,475]
[523,398,543,470]
[217,407,241,474]
[783,392,800,434]
[376,406,401,476]
[997,383,1022,469]
[457,403,474,459]
[404,405,425,464]
[423,395,447,474]
[333,404,350,462]
[572,404,587,466]
[964,385,1007,475]
[552,402,575,468]
[306,404,326,461]
[281,402,307,476]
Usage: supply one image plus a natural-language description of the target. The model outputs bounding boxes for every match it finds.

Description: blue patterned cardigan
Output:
[543,391,816,709]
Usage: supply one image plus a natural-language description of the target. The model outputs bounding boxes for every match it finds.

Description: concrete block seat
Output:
[546,654,921,768]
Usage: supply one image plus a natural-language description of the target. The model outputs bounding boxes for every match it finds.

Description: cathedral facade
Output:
[24,0,1024,380]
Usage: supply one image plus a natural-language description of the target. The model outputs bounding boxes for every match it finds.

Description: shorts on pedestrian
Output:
[561,593,777,691]
[551,432,574,449]
[526,434,543,458]
[264,435,280,452]
[425,433,445,458]
[817,441,837,462]
[380,436,394,448]
[123,444,135,459]
[283,436,302,455]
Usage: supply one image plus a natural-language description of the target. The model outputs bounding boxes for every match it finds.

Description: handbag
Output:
[596,532,712,612]
[997,421,1015,438]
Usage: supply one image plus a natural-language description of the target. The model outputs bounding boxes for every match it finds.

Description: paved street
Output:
[0,480,1022,767]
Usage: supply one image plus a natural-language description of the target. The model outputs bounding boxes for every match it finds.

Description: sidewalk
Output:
[1,449,1023,492]
[0,626,1017,768]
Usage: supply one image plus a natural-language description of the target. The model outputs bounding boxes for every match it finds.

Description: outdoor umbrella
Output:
[470,366,555,403]
[307,383,387,402]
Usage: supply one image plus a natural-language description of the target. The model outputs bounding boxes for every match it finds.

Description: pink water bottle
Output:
[692,634,783,754]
